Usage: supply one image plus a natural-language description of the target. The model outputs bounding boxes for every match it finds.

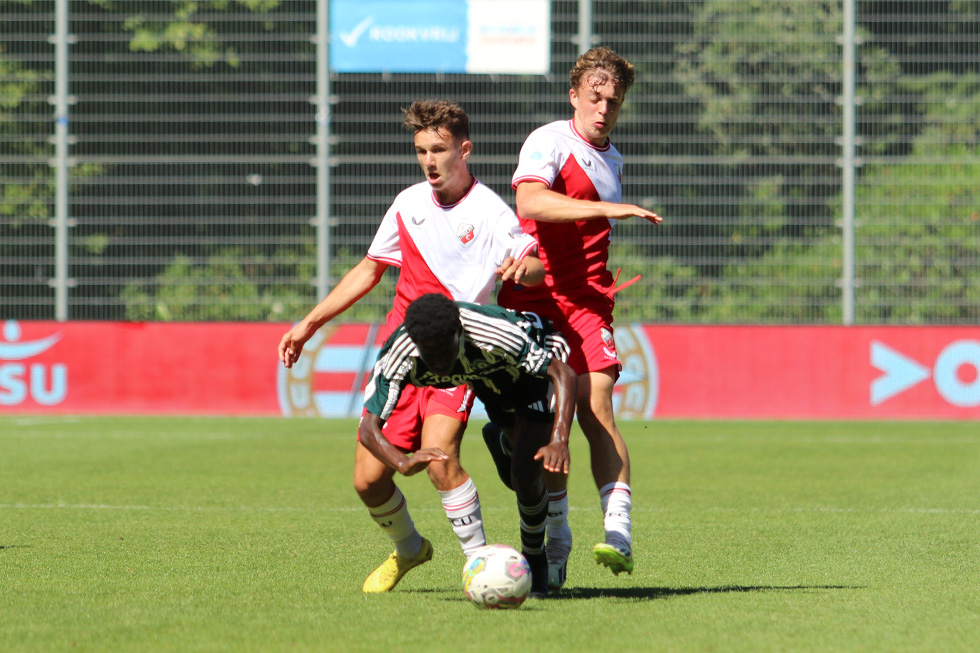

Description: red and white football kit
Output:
[498,119,631,376]
[362,176,538,450]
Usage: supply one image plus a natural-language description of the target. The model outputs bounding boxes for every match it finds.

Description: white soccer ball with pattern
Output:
[462,544,532,609]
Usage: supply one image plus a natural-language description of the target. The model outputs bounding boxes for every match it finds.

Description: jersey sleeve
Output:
[492,207,539,262]
[362,334,412,420]
[366,202,402,266]
[511,128,560,190]
[363,360,400,420]
[516,313,558,376]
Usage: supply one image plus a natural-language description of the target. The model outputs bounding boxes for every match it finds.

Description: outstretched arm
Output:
[516,181,662,226]
[533,358,577,474]
[278,257,388,368]
[358,412,449,476]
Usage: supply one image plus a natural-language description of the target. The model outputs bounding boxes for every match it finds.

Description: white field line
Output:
[0,503,977,515]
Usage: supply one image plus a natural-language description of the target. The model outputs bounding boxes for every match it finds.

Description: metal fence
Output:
[2,1,978,324]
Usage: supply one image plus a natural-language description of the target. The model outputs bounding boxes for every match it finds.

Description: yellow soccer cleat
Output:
[362,538,434,593]
[592,542,634,575]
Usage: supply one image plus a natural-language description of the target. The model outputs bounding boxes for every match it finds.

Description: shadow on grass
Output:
[0,545,30,550]
[423,584,860,603]
[552,584,860,601]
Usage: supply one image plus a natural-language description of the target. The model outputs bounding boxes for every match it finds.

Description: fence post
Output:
[315,0,332,301]
[51,0,72,321]
[577,0,593,54]
[840,0,857,325]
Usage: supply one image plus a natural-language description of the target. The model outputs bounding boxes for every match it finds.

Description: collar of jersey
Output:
[568,119,611,152]
[432,175,478,209]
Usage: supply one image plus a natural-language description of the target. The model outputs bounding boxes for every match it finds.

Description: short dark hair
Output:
[402,100,470,142]
[569,47,636,95]
[404,294,461,346]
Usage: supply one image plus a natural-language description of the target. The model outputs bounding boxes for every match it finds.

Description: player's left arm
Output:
[533,357,577,474]
[359,412,449,476]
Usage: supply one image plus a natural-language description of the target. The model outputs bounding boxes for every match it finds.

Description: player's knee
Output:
[512,472,545,503]
[352,459,393,503]
[511,456,544,496]
[425,457,466,492]
[578,394,616,432]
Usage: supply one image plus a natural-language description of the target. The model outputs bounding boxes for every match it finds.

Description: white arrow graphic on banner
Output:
[870,341,930,405]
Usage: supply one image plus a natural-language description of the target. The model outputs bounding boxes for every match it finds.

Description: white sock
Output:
[599,481,632,552]
[368,486,423,558]
[440,477,486,557]
[546,489,572,561]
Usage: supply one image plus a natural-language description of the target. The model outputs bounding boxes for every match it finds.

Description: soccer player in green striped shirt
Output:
[359,293,577,598]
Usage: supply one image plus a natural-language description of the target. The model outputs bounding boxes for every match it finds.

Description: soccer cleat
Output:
[481,422,514,491]
[547,557,567,590]
[545,528,572,589]
[592,542,634,576]
[362,538,433,593]
[524,550,549,599]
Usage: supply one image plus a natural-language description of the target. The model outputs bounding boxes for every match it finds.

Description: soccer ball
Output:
[462,544,532,609]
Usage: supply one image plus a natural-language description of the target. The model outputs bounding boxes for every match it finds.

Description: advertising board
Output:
[330,0,551,74]
[3,320,977,420]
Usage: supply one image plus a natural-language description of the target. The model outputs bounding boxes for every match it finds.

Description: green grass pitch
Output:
[1,416,977,652]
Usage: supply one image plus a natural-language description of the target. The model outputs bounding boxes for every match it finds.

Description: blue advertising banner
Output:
[330,0,550,74]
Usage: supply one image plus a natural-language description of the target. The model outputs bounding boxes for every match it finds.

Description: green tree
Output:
[121,246,313,322]
[608,242,701,324]
[854,72,980,324]
[699,74,980,324]
[672,0,901,268]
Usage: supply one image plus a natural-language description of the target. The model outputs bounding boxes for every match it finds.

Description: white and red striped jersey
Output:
[507,119,624,301]
[367,177,538,335]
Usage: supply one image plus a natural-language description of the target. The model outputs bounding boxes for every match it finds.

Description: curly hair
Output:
[401,99,470,143]
[404,293,461,346]
[569,47,636,95]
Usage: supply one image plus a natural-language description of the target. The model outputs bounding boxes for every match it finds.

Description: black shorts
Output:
[472,375,555,427]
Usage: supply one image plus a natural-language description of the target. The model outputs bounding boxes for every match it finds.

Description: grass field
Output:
[1,416,978,652]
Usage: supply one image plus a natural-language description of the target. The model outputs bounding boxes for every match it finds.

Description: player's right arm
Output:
[278,256,389,368]
[515,181,662,225]
[533,357,576,474]
[358,412,449,476]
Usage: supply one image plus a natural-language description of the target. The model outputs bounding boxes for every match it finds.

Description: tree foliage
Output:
[1,1,977,323]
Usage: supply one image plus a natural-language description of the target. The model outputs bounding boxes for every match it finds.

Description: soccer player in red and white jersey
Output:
[278,100,543,593]
[493,47,662,586]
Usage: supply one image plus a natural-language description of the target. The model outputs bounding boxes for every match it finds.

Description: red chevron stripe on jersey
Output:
[512,156,614,302]
[386,210,454,336]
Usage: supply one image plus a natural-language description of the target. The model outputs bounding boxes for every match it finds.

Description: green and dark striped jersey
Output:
[364,302,569,420]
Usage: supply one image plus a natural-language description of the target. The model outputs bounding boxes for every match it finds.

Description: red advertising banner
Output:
[0,321,284,415]
[2,320,978,419]
[614,325,980,420]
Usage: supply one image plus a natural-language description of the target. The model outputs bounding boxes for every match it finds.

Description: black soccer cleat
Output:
[524,550,549,599]
[481,422,514,491]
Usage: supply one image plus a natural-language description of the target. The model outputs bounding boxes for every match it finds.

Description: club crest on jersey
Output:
[456,223,475,245]
[615,164,622,183]
[601,327,616,350]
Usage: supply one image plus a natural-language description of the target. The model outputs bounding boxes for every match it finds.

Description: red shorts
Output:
[358,384,475,452]
[503,292,621,378]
